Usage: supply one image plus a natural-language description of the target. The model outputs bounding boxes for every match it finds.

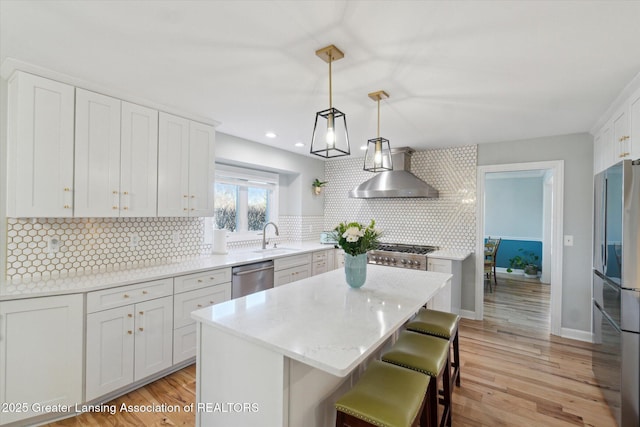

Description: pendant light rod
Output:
[368,90,389,137]
[316,45,344,110]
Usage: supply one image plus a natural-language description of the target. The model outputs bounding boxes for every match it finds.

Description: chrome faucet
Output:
[262,222,279,249]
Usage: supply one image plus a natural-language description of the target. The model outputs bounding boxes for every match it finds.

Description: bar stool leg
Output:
[452,329,461,388]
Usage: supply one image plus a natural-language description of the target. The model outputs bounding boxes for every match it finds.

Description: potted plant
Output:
[312,178,328,195]
[507,248,540,278]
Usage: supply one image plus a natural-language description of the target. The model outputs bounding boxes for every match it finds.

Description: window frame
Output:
[212,163,279,242]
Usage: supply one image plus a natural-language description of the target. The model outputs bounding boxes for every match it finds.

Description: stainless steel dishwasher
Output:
[231,260,274,299]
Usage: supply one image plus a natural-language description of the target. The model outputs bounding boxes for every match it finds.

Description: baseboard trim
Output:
[560,327,593,343]
[459,309,477,320]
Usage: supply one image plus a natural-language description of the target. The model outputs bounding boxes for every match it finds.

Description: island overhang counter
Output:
[191,264,452,427]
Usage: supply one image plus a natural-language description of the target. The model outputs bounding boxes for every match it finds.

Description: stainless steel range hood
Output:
[349,147,439,198]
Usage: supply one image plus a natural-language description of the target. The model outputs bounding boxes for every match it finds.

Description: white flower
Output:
[343,226,363,242]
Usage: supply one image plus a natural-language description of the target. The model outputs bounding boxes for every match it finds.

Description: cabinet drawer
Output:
[312,261,328,276]
[274,265,312,287]
[174,268,232,293]
[274,253,312,271]
[173,283,231,329]
[427,258,453,274]
[312,250,328,262]
[87,278,173,313]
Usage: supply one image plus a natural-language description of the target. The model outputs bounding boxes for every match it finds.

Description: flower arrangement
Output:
[334,220,381,256]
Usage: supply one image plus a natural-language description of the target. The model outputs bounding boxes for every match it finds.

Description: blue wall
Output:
[486,238,542,270]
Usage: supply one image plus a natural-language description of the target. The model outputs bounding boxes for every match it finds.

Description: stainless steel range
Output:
[368,243,439,270]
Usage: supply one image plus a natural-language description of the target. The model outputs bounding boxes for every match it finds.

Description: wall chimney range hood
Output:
[349,147,439,199]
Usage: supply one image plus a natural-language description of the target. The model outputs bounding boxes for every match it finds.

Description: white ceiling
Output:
[2,0,640,158]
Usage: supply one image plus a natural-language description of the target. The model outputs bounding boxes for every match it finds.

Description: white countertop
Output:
[429,250,472,261]
[191,265,452,377]
[0,241,335,300]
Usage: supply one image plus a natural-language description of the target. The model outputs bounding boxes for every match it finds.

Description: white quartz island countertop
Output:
[191,264,452,377]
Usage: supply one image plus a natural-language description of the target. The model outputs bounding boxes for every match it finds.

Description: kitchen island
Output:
[191,264,452,427]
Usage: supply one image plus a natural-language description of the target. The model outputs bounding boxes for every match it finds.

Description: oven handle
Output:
[233,265,274,276]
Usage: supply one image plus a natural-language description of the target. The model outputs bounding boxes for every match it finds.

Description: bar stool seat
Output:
[382,331,452,427]
[406,308,461,388]
[335,360,430,427]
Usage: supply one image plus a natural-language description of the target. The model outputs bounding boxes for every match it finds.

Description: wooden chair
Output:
[484,237,501,291]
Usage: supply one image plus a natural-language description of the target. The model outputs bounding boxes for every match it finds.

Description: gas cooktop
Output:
[368,243,439,270]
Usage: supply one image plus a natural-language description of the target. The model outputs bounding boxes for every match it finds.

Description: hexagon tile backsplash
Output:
[324,145,477,251]
[5,217,206,281]
[4,215,326,281]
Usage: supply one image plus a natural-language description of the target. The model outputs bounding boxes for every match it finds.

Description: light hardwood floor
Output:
[46,273,615,426]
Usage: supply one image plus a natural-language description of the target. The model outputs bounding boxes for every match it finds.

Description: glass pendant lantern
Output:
[363,90,393,172]
[310,45,350,158]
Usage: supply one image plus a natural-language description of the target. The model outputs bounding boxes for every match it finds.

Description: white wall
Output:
[478,132,593,333]
[484,176,544,239]
[214,132,325,217]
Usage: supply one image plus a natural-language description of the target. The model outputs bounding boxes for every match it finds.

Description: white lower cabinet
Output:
[0,294,83,425]
[85,280,173,401]
[426,258,460,313]
[274,265,312,286]
[173,281,231,364]
[311,249,338,275]
[274,253,313,286]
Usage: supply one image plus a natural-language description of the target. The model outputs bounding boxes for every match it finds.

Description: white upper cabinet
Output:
[75,90,159,217]
[189,121,215,216]
[158,112,215,217]
[74,89,122,217]
[594,77,640,173]
[612,104,631,160]
[120,102,159,217]
[6,72,75,217]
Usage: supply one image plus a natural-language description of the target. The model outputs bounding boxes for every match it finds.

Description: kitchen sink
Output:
[252,247,299,254]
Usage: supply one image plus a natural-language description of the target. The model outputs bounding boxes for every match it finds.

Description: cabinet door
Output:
[600,120,615,171]
[134,296,173,381]
[7,72,74,217]
[0,295,83,424]
[85,305,135,401]
[75,89,122,217]
[120,102,158,217]
[158,112,190,216]
[188,121,215,216]
[427,258,458,314]
[630,87,640,160]
[612,106,631,160]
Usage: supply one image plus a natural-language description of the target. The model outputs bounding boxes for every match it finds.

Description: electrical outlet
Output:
[47,237,60,254]
[172,232,181,244]
[129,233,140,248]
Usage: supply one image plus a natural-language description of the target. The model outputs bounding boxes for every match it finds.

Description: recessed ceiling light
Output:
[294,142,305,147]
[265,132,277,138]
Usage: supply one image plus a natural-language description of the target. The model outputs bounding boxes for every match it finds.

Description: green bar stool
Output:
[406,308,461,389]
[335,360,430,427]
[382,330,452,427]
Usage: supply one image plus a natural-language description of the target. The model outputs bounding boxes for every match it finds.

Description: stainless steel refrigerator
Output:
[593,159,640,426]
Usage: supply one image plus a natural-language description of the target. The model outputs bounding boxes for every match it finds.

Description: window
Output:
[213,164,279,237]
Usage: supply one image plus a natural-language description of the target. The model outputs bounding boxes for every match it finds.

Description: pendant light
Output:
[310,44,350,158]
[363,90,393,172]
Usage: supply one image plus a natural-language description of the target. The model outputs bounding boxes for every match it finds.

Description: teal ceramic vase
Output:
[344,253,368,288]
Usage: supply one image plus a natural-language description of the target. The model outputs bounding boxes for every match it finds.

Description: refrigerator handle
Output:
[603,176,608,271]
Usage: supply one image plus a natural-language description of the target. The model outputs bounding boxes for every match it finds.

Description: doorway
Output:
[476,161,564,336]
